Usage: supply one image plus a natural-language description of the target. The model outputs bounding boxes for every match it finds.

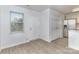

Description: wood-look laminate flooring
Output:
[1,38,79,54]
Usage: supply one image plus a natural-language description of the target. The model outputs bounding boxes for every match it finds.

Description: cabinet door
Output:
[68,19,76,30]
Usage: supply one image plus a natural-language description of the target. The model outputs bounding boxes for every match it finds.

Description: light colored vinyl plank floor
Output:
[1,38,79,54]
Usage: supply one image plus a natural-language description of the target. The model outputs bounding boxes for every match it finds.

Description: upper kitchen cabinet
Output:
[67,19,76,30]
[66,12,79,30]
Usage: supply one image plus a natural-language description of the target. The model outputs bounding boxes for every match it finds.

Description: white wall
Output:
[49,9,64,41]
[0,6,41,49]
[40,8,64,42]
[0,6,64,49]
[40,8,50,42]
[0,9,1,49]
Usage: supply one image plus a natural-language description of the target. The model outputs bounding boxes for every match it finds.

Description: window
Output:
[10,11,24,32]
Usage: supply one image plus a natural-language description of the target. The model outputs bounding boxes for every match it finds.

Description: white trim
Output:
[1,39,30,50]
[68,46,79,50]
[1,38,53,50]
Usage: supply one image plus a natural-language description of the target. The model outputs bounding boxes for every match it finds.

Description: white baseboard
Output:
[68,46,79,50]
[1,38,41,50]
[1,37,62,50]
[1,39,31,50]
[41,38,52,43]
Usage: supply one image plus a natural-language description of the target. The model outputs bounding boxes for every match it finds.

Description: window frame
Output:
[10,11,24,33]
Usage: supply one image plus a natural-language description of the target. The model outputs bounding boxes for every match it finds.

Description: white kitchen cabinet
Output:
[68,30,79,50]
[67,19,76,30]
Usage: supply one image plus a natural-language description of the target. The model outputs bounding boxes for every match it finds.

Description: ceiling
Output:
[19,5,79,14]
